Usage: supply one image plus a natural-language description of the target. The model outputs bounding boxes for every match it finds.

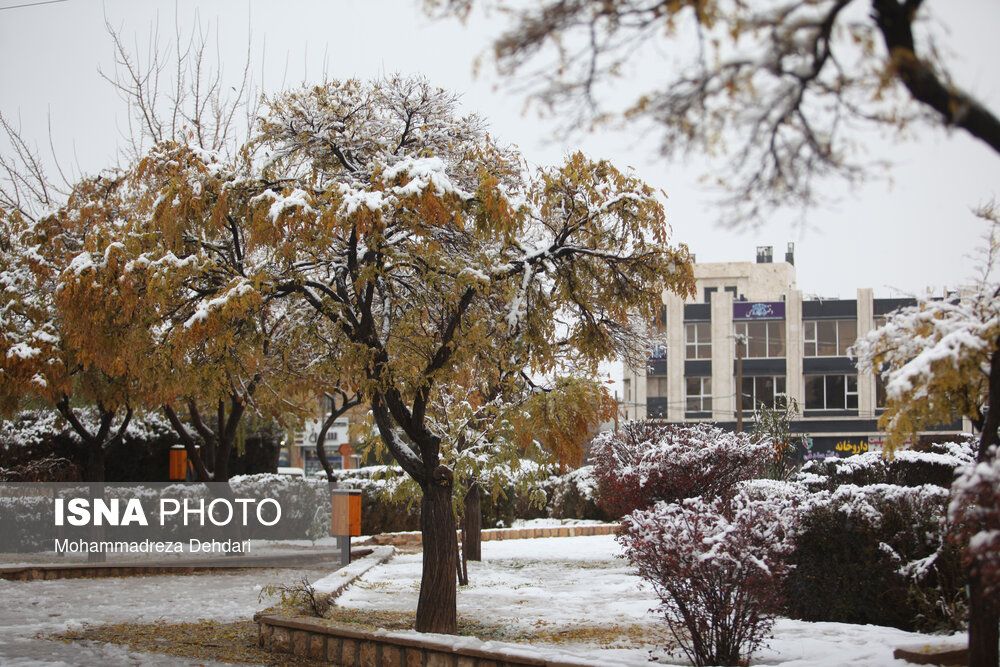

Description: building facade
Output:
[621,247,966,459]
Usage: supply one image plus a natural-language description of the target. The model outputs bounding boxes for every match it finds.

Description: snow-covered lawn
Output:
[332,534,966,666]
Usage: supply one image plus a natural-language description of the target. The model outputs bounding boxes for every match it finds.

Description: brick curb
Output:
[254,613,611,667]
[363,523,620,547]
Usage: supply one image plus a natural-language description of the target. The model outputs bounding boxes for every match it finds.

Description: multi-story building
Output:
[621,245,966,459]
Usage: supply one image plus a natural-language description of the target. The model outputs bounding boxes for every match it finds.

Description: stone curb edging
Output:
[254,614,606,667]
[892,645,969,666]
[312,545,396,602]
[363,523,620,547]
[0,548,371,581]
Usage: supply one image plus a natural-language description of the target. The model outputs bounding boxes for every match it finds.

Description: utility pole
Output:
[735,333,746,433]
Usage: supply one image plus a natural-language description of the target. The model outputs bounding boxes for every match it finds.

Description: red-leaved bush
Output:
[949,450,1000,607]
[618,489,799,666]
[590,422,771,517]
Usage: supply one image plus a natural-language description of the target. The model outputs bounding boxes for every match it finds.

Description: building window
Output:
[686,377,712,413]
[704,286,717,303]
[685,322,711,359]
[805,374,858,411]
[803,319,857,357]
[623,378,631,404]
[741,376,787,412]
[734,320,785,358]
[647,377,668,398]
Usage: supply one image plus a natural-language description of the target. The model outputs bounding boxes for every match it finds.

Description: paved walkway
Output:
[0,559,343,665]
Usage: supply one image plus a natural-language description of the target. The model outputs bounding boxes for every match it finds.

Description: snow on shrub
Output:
[796,439,976,492]
[541,465,609,521]
[950,451,1000,606]
[618,490,798,666]
[785,482,965,631]
[590,421,771,517]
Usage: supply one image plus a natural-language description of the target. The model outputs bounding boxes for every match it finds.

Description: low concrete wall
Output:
[256,614,600,667]
[365,523,619,547]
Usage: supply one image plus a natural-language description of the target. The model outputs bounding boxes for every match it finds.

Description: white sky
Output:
[1,0,998,300]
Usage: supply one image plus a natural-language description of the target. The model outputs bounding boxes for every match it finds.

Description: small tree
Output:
[752,397,806,481]
[619,491,799,666]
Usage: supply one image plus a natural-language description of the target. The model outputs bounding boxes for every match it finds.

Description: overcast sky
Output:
[2,0,998,301]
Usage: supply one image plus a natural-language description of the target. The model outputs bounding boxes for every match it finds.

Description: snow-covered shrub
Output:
[784,483,965,632]
[619,490,798,666]
[1,409,175,481]
[797,440,976,492]
[539,465,610,521]
[229,474,330,539]
[0,455,81,481]
[950,451,1000,608]
[0,495,56,551]
[591,422,771,517]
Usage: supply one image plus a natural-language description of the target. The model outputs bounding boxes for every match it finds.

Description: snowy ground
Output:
[0,533,967,666]
[334,534,967,667]
[0,563,335,666]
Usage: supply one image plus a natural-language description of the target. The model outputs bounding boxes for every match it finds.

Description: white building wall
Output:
[857,287,876,418]
[785,289,804,407]
[710,290,735,423]
[665,292,686,422]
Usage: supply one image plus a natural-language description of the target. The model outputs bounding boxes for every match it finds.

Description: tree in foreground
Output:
[428,0,1000,226]
[854,207,1000,667]
[245,76,695,632]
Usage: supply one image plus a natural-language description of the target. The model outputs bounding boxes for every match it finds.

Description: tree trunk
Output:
[416,479,458,634]
[83,443,105,483]
[967,568,999,667]
[316,412,339,483]
[967,343,1000,667]
[463,482,482,561]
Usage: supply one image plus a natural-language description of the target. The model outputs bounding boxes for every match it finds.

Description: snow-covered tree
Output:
[244,75,695,633]
[854,207,1000,667]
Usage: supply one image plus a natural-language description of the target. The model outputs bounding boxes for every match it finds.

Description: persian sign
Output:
[733,302,785,320]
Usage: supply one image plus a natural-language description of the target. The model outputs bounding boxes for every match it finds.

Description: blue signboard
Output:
[733,302,785,320]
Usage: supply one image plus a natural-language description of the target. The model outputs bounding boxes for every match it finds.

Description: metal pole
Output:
[736,335,745,433]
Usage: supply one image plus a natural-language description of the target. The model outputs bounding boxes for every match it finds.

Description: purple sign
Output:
[733,302,785,320]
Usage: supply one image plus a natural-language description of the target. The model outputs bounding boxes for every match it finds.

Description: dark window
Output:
[804,319,857,357]
[741,376,787,412]
[735,320,785,358]
[805,374,859,411]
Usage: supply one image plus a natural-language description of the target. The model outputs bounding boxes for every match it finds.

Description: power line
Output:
[0,0,68,11]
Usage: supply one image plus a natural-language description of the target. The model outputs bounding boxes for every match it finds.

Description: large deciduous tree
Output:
[428,0,1000,226]
[854,206,1000,667]
[244,75,694,632]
